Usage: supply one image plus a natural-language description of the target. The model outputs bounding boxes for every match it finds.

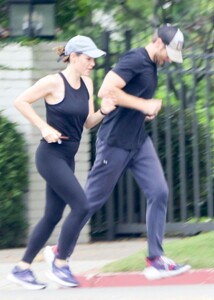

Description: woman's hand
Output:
[41,125,62,143]
[100,96,117,115]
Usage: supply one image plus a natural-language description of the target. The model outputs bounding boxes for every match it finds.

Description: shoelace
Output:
[22,268,38,282]
[54,263,72,278]
[160,256,175,265]
[159,256,176,270]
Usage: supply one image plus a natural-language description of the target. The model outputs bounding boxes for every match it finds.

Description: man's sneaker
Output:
[7,265,47,290]
[143,256,191,280]
[43,245,57,268]
[46,259,79,287]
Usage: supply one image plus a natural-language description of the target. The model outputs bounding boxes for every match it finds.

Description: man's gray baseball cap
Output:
[65,35,106,58]
[158,24,184,63]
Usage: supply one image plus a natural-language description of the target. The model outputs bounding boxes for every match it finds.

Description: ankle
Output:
[17,261,31,270]
[55,258,68,268]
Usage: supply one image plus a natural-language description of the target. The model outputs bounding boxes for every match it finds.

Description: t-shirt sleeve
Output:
[112,50,143,84]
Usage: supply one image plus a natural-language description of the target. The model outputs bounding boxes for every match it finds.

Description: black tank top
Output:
[45,72,89,142]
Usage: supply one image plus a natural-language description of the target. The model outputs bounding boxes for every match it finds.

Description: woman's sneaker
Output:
[46,259,79,287]
[43,245,57,268]
[143,256,191,280]
[7,266,47,290]
[44,245,70,266]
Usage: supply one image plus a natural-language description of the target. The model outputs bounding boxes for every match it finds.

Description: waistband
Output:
[41,136,79,144]
[57,136,70,144]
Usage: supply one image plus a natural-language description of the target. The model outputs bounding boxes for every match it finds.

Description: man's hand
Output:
[142,99,162,116]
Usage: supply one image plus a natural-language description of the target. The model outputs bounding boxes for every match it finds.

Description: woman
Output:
[8,35,115,290]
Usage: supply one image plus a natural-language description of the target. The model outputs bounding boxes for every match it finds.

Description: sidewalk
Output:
[0,238,214,289]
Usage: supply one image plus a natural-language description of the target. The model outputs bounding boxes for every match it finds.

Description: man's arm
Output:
[83,76,116,129]
[98,70,162,116]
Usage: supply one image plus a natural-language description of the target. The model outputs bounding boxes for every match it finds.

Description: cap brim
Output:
[83,49,106,58]
[166,46,183,63]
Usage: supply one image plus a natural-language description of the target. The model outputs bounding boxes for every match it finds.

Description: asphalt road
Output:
[1,285,214,300]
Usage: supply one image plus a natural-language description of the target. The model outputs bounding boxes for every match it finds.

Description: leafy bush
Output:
[0,112,29,248]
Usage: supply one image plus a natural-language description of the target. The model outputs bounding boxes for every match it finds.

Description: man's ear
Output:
[155,37,164,49]
[156,38,164,48]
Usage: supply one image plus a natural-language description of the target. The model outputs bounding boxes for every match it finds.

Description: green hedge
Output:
[0,112,29,248]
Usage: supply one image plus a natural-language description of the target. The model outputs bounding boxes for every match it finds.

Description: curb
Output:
[76,269,214,288]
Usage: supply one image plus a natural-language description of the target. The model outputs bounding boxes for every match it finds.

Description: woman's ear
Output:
[69,52,75,59]
[69,52,79,62]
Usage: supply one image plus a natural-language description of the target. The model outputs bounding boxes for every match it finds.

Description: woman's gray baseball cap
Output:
[65,35,106,58]
[158,24,184,63]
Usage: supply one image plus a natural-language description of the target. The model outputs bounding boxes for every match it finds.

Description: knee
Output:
[73,196,90,219]
[44,211,63,226]
[159,183,169,205]
[81,201,91,217]
[150,182,169,206]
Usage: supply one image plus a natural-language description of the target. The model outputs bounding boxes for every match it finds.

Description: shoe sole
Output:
[143,265,191,280]
[46,270,79,287]
[7,274,47,290]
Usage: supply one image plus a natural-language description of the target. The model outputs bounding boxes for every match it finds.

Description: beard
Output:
[153,54,165,66]
[153,54,158,64]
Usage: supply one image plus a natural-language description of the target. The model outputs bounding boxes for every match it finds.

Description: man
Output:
[45,24,191,281]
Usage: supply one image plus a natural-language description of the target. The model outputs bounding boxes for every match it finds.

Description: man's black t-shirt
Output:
[97,47,157,150]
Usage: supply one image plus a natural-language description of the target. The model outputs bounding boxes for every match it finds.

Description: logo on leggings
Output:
[103,160,108,165]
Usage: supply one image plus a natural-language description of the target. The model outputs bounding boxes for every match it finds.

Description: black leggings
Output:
[22,140,90,263]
